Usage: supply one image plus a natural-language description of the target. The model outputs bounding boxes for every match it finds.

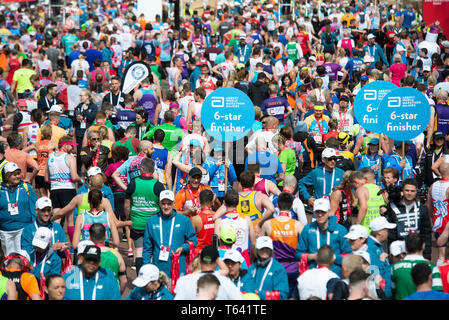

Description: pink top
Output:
[389,63,407,86]
[105,161,128,191]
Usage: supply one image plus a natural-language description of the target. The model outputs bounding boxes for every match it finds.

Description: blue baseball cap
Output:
[361,75,369,81]
[394,140,411,147]
[368,138,379,145]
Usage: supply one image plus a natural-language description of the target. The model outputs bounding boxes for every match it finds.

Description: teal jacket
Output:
[298,166,344,201]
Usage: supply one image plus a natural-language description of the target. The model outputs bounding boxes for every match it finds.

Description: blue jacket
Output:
[124,285,174,300]
[143,211,198,276]
[241,257,289,300]
[295,216,352,276]
[385,153,414,182]
[203,156,237,198]
[298,166,344,201]
[63,266,122,300]
[358,153,389,185]
[366,236,392,299]
[30,249,62,284]
[363,44,389,67]
[0,183,37,231]
[21,221,67,259]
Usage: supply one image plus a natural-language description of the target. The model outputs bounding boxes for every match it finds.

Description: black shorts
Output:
[113,191,126,219]
[50,189,77,209]
[35,176,50,190]
[130,228,145,241]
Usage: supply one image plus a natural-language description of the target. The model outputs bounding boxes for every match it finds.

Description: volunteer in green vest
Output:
[285,35,303,64]
[142,110,185,158]
[391,233,443,300]
[89,223,128,295]
[355,168,387,232]
[125,158,165,273]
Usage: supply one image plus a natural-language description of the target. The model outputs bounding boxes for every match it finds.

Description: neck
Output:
[318,220,329,231]
[404,198,415,205]
[348,289,366,300]
[416,283,433,292]
[37,218,49,226]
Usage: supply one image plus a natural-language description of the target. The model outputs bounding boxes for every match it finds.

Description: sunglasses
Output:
[326,157,337,162]
[90,138,100,141]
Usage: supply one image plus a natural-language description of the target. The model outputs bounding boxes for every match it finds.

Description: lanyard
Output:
[316,227,330,250]
[338,110,348,128]
[368,45,376,57]
[4,188,19,204]
[323,168,335,196]
[187,185,201,207]
[110,91,121,108]
[34,250,49,274]
[160,216,175,248]
[314,116,324,133]
[45,97,55,110]
[79,270,99,301]
[257,258,273,292]
[239,45,247,58]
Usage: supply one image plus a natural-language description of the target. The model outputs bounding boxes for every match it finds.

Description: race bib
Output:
[218,180,225,192]
[8,203,18,216]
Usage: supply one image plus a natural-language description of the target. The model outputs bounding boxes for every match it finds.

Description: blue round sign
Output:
[378,87,431,141]
[201,88,255,142]
[353,80,397,134]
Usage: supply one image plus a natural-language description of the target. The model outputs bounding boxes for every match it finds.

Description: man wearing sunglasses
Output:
[80,130,110,174]
[298,147,344,209]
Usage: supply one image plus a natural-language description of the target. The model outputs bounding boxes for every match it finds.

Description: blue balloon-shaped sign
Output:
[377,87,431,141]
[353,80,398,133]
[201,88,255,142]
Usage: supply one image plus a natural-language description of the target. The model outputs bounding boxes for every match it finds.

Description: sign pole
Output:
[402,141,405,181]
[224,142,229,190]
[378,133,382,186]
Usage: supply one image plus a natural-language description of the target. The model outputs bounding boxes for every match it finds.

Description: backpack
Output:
[359,13,365,24]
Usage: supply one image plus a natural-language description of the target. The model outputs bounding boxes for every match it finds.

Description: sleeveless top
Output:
[270,218,298,273]
[237,191,263,229]
[81,210,111,243]
[431,179,449,234]
[254,178,268,196]
[27,123,39,158]
[221,215,250,266]
[138,87,157,121]
[17,111,32,137]
[195,210,215,255]
[37,139,51,176]
[0,275,8,300]
[114,137,137,156]
[130,178,160,230]
[47,152,76,190]
[359,183,386,232]
[152,147,169,185]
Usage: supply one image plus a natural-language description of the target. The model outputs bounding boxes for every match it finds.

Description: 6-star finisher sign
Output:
[201,88,255,142]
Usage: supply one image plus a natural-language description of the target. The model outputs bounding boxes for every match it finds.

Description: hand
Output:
[188,206,198,216]
[308,253,318,262]
[52,241,69,252]
[174,247,183,255]
[307,197,316,207]
[380,252,388,262]
[76,114,84,122]
[255,225,263,237]
[399,159,406,168]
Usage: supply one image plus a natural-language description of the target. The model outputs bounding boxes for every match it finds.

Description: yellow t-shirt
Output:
[12,68,36,94]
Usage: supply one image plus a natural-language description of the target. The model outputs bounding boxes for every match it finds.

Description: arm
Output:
[112,168,128,191]
[247,216,256,263]
[328,189,342,216]
[355,187,368,225]
[71,214,83,249]
[255,194,276,236]
[116,249,128,294]
[104,199,120,248]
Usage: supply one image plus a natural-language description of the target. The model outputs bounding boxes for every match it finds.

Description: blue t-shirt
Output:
[260,96,290,122]
[401,10,416,29]
[404,290,449,300]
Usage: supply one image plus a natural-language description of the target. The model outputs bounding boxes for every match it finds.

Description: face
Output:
[80,257,101,278]
[257,248,272,260]
[136,114,144,125]
[201,66,209,75]
[352,178,366,189]
[89,133,100,148]
[49,86,58,97]
[160,199,174,216]
[37,206,52,224]
[435,137,445,147]
[45,277,65,300]
[224,260,241,278]
[8,170,21,185]
[368,144,379,154]
[314,109,323,118]
[145,280,159,293]
[323,156,336,169]
[402,184,417,202]
[348,237,365,251]
[146,142,154,156]
[189,175,202,189]
[110,79,120,91]
[315,210,329,225]
[384,173,397,186]
[377,229,389,242]
[80,92,89,103]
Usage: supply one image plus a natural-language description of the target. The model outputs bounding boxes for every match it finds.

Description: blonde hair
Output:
[40,124,52,140]
[159,271,171,290]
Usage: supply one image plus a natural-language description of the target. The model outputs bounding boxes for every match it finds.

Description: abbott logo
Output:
[387,97,401,108]
[363,90,377,100]
[211,97,225,108]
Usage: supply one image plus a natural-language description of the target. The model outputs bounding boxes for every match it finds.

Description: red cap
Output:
[60,141,78,147]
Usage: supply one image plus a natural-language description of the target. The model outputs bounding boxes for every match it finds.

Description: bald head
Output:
[440,162,449,177]
[283,175,297,190]
[138,140,153,154]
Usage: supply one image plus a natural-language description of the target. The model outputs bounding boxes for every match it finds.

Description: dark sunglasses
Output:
[326,157,337,162]
[90,138,100,141]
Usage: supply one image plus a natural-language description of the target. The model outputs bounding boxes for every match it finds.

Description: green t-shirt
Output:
[279,147,296,177]
[101,249,120,280]
[142,123,185,156]
[391,256,443,300]
[12,68,35,93]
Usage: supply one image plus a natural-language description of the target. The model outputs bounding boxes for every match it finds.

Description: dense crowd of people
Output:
[1,0,449,301]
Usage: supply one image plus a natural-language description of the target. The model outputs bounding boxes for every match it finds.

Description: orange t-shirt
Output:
[174,184,212,212]
[4,148,38,180]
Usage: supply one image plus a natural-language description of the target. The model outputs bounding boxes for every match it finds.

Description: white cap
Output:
[159,190,175,202]
[48,105,63,113]
[423,65,431,72]
[367,33,376,39]
[87,166,102,177]
[344,224,368,240]
[9,249,31,262]
[256,236,273,250]
[32,227,52,250]
[369,216,396,232]
[322,148,337,159]
[3,162,20,174]
[132,264,160,287]
[353,250,371,264]
[390,240,406,256]
[36,197,52,210]
[313,198,331,212]
[223,249,244,263]
[309,55,316,61]
[77,240,94,256]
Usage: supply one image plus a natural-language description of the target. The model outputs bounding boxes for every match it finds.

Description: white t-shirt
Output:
[71,59,90,80]
[297,267,339,300]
